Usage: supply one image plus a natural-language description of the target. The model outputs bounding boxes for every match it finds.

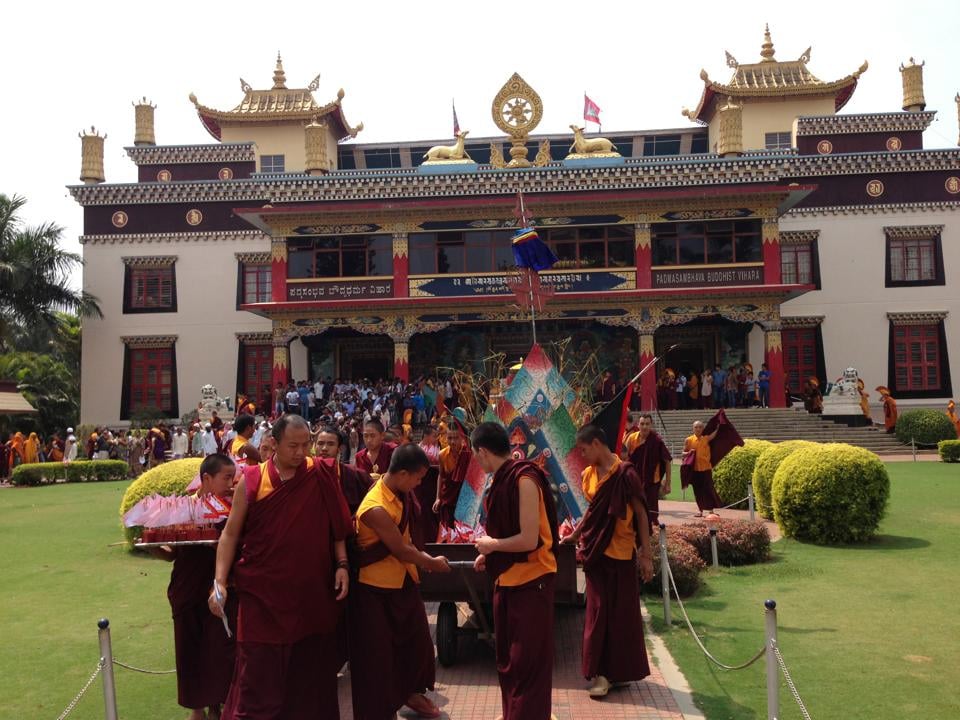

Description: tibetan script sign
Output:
[287,279,393,301]
[409,270,635,298]
[652,266,764,289]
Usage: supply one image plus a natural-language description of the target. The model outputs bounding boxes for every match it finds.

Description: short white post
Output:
[764,600,779,720]
[98,618,119,720]
[658,523,671,626]
[709,528,719,568]
[747,482,756,522]
[912,437,917,462]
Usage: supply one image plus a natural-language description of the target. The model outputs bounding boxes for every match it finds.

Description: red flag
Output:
[452,100,460,136]
[583,94,602,126]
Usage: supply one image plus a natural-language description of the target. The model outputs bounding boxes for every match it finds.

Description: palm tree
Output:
[0,193,101,352]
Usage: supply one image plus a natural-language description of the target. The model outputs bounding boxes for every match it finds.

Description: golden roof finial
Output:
[272,52,287,89]
[760,24,776,62]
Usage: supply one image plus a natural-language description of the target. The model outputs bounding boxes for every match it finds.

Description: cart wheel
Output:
[436,601,458,667]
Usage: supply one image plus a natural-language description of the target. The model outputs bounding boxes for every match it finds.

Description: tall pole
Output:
[529,278,538,345]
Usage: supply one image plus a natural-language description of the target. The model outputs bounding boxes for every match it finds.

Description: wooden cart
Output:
[419,542,582,666]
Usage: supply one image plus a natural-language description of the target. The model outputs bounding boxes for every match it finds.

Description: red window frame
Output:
[781,244,813,285]
[128,267,174,309]
[243,344,273,409]
[783,328,818,393]
[242,264,271,303]
[888,237,936,282]
[129,347,173,413]
[893,324,941,392]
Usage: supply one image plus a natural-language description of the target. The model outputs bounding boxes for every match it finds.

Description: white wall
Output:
[80,236,271,425]
[781,206,959,406]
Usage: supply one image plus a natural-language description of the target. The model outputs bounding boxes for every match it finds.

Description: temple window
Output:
[885,228,944,286]
[363,147,403,169]
[240,343,273,410]
[764,132,792,150]
[643,134,681,156]
[889,322,948,395]
[287,234,392,278]
[120,340,178,420]
[651,220,762,266]
[260,154,285,173]
[783,327,820,392]
[240,262,271,304]
[781,241,820,287]
[122,257,177,313]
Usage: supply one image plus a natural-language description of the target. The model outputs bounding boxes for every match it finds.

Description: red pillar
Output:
[762,218,781,285]
[639,333,657,410]
[271,238,287,302]
[635,223,652,289]
[393,233,409,298]
[271,339,289,393]
[765,329,786,408]
[393,339,409,383]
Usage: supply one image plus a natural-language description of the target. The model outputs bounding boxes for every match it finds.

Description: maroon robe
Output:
[436,446,472,529]
[354,442,397,475]
[627,432,672,530]
[577,462,650,683]
[339,461,373,517]
[168,543,237,710]
[484,460,559,720]
[222,456,352,720]
[349,489,434,720]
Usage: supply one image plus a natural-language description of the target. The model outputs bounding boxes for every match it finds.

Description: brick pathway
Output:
[337,602,685,719]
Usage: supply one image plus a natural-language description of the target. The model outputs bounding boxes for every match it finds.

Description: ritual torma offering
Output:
[125,492,231,546]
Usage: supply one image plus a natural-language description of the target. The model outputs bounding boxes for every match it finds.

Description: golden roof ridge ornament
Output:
[760,24,776,62]
[272,52,287,89]
[492,72,543,168]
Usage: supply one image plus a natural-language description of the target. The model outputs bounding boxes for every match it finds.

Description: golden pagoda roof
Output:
[683,26,868,123]
[189,54,363,141]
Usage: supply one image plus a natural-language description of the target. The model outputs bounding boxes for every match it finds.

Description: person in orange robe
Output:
[622,413,672,530]
[228,414,261,466]
[947,400,960,437]
[432,419,472,531]
[210,414,352,720]
[876,386,898,433]
[152,454,237,720]
[349,443,450,719]
[682,421,722,516]
[473,422,559,720]
[8,431,26,471]
[23,432,41,464]
[565,425,653,698]
[356,419,397,478]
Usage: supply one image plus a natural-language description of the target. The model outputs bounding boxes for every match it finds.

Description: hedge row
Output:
[10,460,130,486]
[938,439,960,463]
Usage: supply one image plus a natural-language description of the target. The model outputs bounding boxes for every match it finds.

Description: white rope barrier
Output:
[112,659,176,675]
[54,659,103,720]
[772,640,813,720]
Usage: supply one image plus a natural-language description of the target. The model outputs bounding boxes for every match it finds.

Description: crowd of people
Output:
[655,362,774,410]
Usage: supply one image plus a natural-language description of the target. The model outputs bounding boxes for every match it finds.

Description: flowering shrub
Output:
[895,409,957,447]
[712,439,774,508]
[669,519,771,566]
[751,440,818,519]
[642,526,706,597]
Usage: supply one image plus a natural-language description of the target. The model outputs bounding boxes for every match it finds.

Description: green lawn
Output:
[648,462,960,719]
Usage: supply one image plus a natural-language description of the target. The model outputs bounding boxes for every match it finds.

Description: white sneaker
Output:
[588,675,611,697]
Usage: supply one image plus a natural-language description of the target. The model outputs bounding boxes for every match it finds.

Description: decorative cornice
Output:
[80,230,269,246]
[235,331,272,343]
[883,224,944,239]
[787,201,960,218]
[235,251,271,264]
[781,314,825,327]
[788,149,960,178]
[125,142,256,166]
[887,310,948,326]
[795,111,936,136]
[121,334,178,348]
[121,255,177,267]
[780,229,820,245]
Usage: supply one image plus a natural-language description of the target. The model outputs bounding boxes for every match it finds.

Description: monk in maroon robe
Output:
[622,413,672,530]
[567,425,653,698]
[472,422,559,720]
[432,420,472,531]
[356,419,397,478]
[350,443,450,719]
[210,415,352,720]
[153,454,238,720]
[314,425,373,516]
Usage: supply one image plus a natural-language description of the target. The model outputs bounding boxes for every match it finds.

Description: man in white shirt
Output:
[201,423,219,456]
[285,387,300,414]
[171,427,188,459]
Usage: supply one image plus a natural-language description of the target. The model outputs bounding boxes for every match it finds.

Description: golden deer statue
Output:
[424,130,473,161]
[568,125,619,155]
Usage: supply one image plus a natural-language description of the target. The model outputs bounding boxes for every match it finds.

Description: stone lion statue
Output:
[829,367,860,397]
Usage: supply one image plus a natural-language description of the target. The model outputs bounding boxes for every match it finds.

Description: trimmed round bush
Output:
[712,439,774,508]
[670,520,771,566]
[751,440,818,519]
[895,409,957,447]
[771,443,889,544]
[642,527,706,597]
[119,458,202,544]
[938,439,960,463]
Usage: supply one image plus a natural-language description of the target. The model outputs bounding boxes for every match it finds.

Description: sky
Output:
[2,0,958,288]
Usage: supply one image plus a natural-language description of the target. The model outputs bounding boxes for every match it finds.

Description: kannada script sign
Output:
[652,266,764,289]
[287,279,393,301]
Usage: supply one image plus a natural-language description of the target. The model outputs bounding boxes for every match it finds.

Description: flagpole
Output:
[529,274,538,345]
